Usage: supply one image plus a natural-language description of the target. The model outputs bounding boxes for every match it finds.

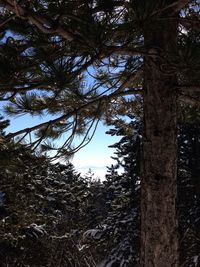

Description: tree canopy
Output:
[0,0,199,157]
[0,1,200,266]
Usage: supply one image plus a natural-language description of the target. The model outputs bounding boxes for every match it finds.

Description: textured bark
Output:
[141,18,179,267]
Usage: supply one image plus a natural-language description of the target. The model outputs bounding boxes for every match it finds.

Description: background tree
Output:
[79,117,140,267]
[178,121,200,266]
[0,118,103,267]
[101,118,140,266]
[83,115,200,267]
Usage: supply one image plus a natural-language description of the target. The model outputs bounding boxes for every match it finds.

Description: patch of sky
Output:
[0,191,5,207]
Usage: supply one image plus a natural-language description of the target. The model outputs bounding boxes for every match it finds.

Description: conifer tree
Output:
[0,1,200,265]
[94,118,200,266]
[178,122,200,266]
[0,119,102,266]
[98,118,141,266]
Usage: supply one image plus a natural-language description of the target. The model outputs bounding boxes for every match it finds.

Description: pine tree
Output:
[92,118,200,266]
[79,117,140,266]
[99,118,140,266]
[0,1,200,265]
[178,123,200,266]
[0,119,103,266]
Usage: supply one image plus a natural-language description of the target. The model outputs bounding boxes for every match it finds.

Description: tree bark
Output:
[141,18,179,266]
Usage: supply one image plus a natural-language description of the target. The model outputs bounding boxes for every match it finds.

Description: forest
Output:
[0,0,200,266]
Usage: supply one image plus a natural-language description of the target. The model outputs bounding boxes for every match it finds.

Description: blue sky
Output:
[72,122,120,179]
[3,112,120,179]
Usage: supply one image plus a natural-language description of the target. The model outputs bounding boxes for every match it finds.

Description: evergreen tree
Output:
[0,1,200,265]
[0,119,103,266]
[89,118,200,266]
[80,117,141,266]
[178,123,200,266]
[100,120,140,267]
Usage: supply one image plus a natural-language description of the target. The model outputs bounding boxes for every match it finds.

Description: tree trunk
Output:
[141,19,179,266]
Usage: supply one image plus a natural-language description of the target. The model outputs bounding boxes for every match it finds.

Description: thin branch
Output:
[105,45,147,56]
[0,14,15,28]
[0,92,16,101]
[2,0,75,41]
[50,115,79,159]
[178,86,200,92]
[150,16,200,31]
[172,0,191,14]
[91,1,126,14]
[16,131,28,144]
[179,94,200,106]
[32,122,52,151]
[152,0,191,16]
[72,118,100,155]
[112,88,143,98]
[0,84,53,93]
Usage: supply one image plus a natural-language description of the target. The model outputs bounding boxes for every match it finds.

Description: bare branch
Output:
[2,0,75,41]
[0,92,16,101]
[70,118,100,155]
[0,14,15,28]
[172,0,192,14]
[179,94,200,106]
[178,86,200,92]
[152,0,191,15]
[0,84,52,93]
[105,45,146,56]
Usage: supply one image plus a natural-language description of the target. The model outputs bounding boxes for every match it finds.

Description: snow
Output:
[98,259,116,267]
[83,229,103,241]
[194,255,199,267]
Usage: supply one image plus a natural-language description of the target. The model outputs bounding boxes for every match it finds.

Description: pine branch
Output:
[5,87,142,140]
[1,1,148,57]
[2,0,75,41]
[172,0,192,14]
